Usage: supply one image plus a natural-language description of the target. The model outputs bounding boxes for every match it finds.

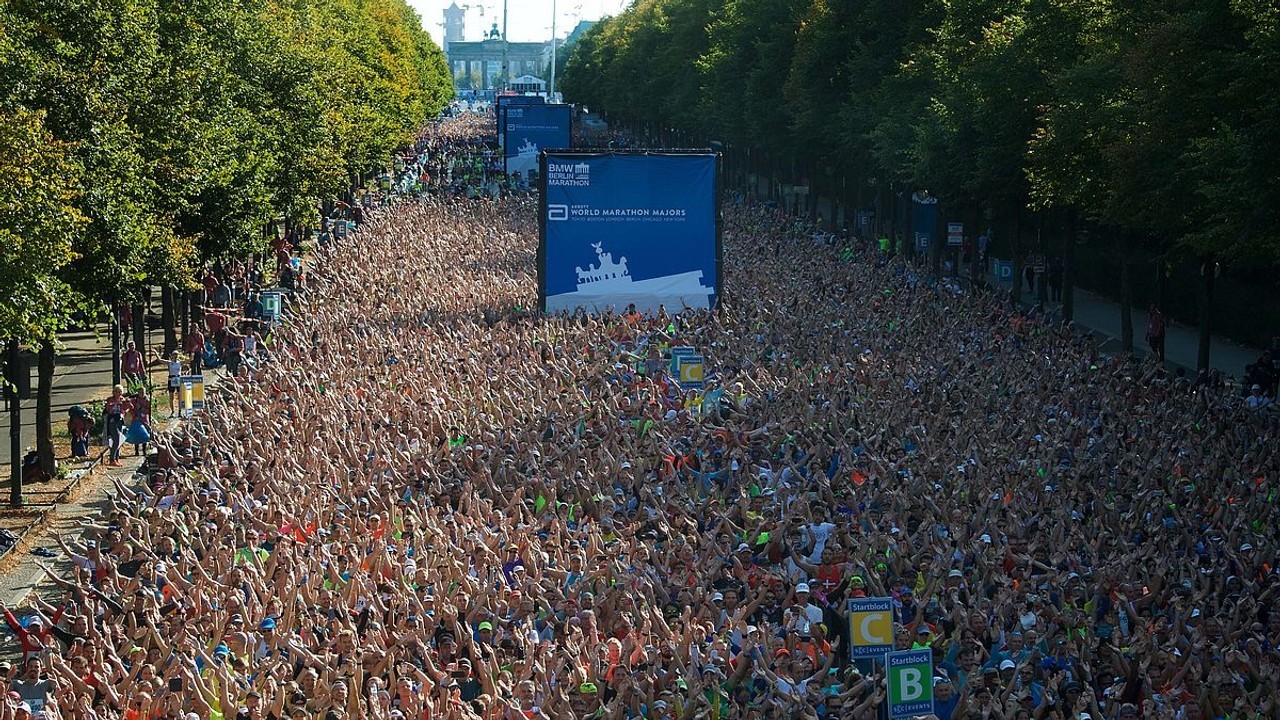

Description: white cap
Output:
[999,660,1016,670]
[796,583,810,594]
[979,534,992,544]
[711,592,724,602]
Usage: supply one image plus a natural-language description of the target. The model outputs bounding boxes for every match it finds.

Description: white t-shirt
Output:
[798,601,825,627]
[802,522,836,563]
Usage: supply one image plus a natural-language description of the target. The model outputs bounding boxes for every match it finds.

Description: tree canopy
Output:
[0,0,451,347]
[562,0,1280,267]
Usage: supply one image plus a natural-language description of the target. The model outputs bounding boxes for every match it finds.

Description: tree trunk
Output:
[1011,202,1024,305]
[930,206,943,277]
[967,202,981,284]
[1119,236,1134,352]
[110,301,122,387]
[181,289,191,341]
[8,338,22,506]
[161,285,178,356]
[1198,259,1216,373]
[37,340,55,476]
[131,301,145,352]
[1035,212,1049,307]
[1063,210,1077,322]
[901,191,913,261]
[1154,256,1168,314]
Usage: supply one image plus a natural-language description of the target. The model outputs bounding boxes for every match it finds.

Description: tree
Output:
[0,107,87,348]
[1,0,451,484]
[0,105,87,486]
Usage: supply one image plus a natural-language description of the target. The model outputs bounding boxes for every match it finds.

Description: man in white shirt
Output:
[793,583,825,627]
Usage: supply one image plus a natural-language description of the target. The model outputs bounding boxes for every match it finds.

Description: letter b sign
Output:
[886,649,933,718]
[898,668,923,701]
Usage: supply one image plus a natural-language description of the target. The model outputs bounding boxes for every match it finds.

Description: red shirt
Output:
[204,311,228,334]
[815,564,843,594]
[122,349,144,375]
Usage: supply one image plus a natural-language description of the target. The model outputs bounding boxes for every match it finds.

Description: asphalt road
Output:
[1,323,164,476]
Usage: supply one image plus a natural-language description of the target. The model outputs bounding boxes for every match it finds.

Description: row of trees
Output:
[561,0,1280,362]
[1,0,452,487]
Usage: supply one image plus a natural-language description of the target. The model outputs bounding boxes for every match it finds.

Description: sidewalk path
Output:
[1,322,165,478]
[0,369,224,615]
[984,266,1262,379]
[1068,288,1260,380]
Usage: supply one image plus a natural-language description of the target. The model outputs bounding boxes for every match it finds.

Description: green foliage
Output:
[0,0,450,334]
[560,0,1280,266]
[0,106,87,345]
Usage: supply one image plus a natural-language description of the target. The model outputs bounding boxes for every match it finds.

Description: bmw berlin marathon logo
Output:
[548,161,591,187]
[547,162,590,221]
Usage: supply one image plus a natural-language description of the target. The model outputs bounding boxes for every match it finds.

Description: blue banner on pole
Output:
[993,259,1014,284]
[504,104,571,177]
[540,152,721,315]
[912,192,938,251]
[496,95,545,148]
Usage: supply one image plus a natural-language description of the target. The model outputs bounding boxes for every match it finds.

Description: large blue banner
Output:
[504,104,571,177]
[540,152,720,314]
[912,192,938,252]
[495,94,545,148]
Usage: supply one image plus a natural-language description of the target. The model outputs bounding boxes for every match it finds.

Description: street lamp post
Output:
[500,0,508,91]
[549,0,557,99]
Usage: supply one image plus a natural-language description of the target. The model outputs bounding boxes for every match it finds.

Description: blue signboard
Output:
[495,95,545,148]
[504,104,571,177]
[912,192,938,251]
[540,152,721,315]
[669,346,696,374]
[993,259,1014,284]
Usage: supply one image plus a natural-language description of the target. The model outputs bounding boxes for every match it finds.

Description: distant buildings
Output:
[442,8,599,92]
[442,2,465,50]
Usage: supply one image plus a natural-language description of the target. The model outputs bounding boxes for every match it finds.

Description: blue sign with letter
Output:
[993,259,1014,284]
[676,355,705,390]
[505,104,571,177]
[496,95,545,148]
[912,192,938,251]
[540,152,721,315]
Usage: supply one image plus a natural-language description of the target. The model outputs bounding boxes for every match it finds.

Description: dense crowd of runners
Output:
[4,112,1280,720]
